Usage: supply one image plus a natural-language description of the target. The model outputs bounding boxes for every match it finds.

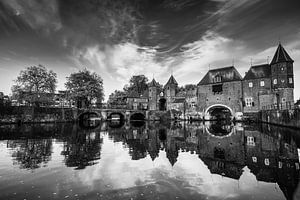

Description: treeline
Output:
[10,65,104,108]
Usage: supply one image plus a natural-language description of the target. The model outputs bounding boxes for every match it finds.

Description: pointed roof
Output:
[165,75,178,86]
[243,64,271,80]
[270,43,293,65]
[198,66,242,85]
[149,78,158,87]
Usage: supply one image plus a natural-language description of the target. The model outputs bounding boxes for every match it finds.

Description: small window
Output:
[167,87,170,90]
[289,78,293,84]
[281,67,284,71]
[212,84,223,94]
[260,81,265,87]
[282,98,286,103]
[281,79,285,83]
[149,89,152,92]
[245,97,253,107]
[249,82,253,88]
[273,79,277,84]
[264,158,270,166]
[252,157,257,163]
[278,161,282,169]
[247,136,255,146]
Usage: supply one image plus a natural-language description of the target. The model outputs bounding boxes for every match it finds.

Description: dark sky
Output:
[0,0,300,100]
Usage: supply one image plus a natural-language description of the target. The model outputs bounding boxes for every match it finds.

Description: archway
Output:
[78,112,101,128]
[159,98,166,111]
[130,113,145,121]
[107,112,125,121]
[205,104,233,121]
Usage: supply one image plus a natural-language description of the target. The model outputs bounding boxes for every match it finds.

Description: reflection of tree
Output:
[61,131,102,170]
[8,139,52,170]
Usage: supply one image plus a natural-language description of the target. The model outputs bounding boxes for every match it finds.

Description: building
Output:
[116,43,295,119]
[164,75,178,109]
[243,43,294,112]
[197,66,243,119]
[243,64,272,113]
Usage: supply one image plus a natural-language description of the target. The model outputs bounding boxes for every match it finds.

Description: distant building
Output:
[164,75,178,109]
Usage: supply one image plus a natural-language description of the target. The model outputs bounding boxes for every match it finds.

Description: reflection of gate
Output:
[159,98,166,111]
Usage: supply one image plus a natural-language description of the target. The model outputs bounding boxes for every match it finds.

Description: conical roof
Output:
[149,78,158,87]
[165,75,178,86]
[270,43,293,65]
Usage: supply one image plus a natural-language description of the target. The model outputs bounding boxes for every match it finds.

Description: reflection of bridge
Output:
[77,108,147,121]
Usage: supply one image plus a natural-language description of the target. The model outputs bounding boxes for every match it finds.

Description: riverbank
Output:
[0,106,76,124]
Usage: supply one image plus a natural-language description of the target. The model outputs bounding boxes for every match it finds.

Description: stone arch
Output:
[107,112,125,121]
[204,104,233,120]
[78,111,101,128]
[130,112,145,121]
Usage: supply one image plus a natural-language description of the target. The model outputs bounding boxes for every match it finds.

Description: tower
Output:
[164,75,178,104]
[148,78,159,110]
[270,43,294,105]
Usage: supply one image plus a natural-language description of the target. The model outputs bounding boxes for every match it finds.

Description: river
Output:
[0,121,299,200]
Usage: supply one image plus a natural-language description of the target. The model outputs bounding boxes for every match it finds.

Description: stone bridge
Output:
[76,108,148,121]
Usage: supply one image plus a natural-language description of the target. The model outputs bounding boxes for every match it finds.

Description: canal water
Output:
[0,121,299,200]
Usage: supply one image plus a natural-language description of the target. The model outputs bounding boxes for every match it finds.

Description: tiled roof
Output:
[243,64,271,80]
[198,66,242,85]
[270,43,293,64]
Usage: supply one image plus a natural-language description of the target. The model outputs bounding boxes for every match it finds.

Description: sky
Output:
[0,0,300,101]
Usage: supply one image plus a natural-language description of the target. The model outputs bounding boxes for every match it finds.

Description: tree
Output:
[65,69,104,108]
[123,75,149,97]
[12,65,57,106]
[107,90,127,108]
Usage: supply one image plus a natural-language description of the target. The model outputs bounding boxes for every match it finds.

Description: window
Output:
[273,79,277,84]
[281,79,285,83]
[249,82,253,88]
[278,161,282,169]
[264,158,270,166]
[214,75,221,83]
[252,157,257,163]
[245,97,253,107]
[212,84,223,94]
[260,81,265,87]
[247,136,255,146]
[282,98,286,103]
[289,78,293,84]
[149,89,152,92]
[281,67,284,71]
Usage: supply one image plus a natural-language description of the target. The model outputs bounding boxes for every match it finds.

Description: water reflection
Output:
[0,122,299,200]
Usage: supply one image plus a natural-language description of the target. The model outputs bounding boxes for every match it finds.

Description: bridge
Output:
[76,108,148,122]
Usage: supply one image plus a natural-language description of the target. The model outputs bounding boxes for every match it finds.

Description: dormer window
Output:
[214,75,221,83]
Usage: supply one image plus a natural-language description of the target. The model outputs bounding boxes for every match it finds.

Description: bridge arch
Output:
[107,112,125,121]
[130,112,145,121]
[78,111,101,128]
[205,104,233,120]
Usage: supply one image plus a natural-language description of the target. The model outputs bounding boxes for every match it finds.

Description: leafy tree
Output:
[107,90,127,107]
[123,75,149,97]
[65,69,104,108]
[12,65,57,106]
